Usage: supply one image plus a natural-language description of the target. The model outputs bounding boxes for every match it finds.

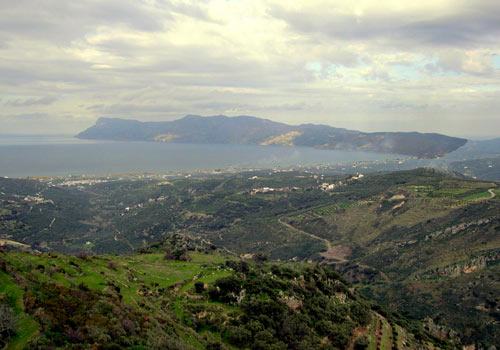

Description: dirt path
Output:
[278,218,331,247]
[277,218,350,262]
[0,239,30,248]
[488,188,496,199]
[374,318,381,350]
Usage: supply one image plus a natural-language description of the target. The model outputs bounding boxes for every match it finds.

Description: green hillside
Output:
[0,246,453,350]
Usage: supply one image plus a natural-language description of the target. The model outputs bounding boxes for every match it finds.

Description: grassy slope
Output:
[0,250,452,350]
[0,272,39,350]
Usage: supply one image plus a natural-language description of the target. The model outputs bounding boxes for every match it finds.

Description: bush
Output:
[0,305,16,338]
[76,251,88,260]
[209,276,243,303]
[354,336,369,350]
[65,328,84,343]
[227,325,252,346]
[163,249,191,261]
[350,302,372,325]
[253,253,268,263]
[194,282,205,294]
[121,319,135,334]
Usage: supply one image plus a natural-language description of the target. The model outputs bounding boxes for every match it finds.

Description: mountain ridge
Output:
[77,115,467,158]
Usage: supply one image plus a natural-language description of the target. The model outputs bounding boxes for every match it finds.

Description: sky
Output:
[1,0,500,138]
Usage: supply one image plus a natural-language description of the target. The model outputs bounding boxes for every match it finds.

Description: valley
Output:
[1,168,500,348]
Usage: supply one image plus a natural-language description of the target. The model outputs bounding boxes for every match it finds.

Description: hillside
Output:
[1,169,499,347]
[76,115,467,158]
[448,156,500,181]
[0,245,454,350]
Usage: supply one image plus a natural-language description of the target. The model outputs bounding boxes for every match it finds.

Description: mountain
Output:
[76,115,467,158]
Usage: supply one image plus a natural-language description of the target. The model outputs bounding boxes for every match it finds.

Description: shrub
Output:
[350,302,372,325]
[194,282,205,294]
[0,305,16,338]
[227,325,252,346]
[354,336,369,350]
[121,319,135,334]
[65,328,84,343]
[76,251,88,260]
[253,253,268,263]
[178,253,192,262]
[206,342,223,350]
[209,276,242,303]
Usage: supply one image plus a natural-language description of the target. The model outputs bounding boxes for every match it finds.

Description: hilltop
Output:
[76,115,467,158]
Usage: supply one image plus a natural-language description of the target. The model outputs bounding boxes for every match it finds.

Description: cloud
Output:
[0,0,499,138]
[268,1,500,48]
[6,113,49,120]
[0,0,169,45]
[99,103,179,115]
[5,96,57,107]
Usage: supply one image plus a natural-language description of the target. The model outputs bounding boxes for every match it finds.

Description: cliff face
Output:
[76,115,467,158]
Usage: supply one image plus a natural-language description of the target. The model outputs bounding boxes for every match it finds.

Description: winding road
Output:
[277,218,349,262]
[488,188,496,199]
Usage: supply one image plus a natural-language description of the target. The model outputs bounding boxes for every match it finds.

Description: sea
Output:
[0,135,406,178]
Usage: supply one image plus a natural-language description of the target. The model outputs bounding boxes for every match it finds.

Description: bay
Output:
[0,135,404,177]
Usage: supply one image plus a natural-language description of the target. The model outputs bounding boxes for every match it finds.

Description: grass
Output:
[379,319,393,350]
[313,202,353,216]
[2,251,232,314]
[409,185,433,193]
[2,251,224,347]
[0,272,40,350]
[462,191,491,200]
[431,188,471,196]
[368,332,377,350]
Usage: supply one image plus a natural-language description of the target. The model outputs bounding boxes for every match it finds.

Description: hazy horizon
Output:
[1,1,500,138]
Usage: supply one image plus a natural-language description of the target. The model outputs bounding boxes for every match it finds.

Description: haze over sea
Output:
[0,135,405,178]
